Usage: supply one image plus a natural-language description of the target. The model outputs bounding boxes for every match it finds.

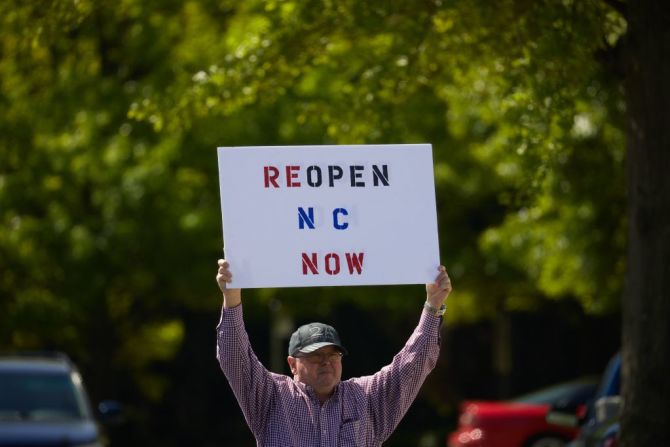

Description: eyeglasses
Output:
[295,351,343,364]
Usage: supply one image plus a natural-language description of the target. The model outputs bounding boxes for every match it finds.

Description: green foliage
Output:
[131,0,627,316]
[1,0,627,345]
[1,0,627,443]
[0,0,216,401]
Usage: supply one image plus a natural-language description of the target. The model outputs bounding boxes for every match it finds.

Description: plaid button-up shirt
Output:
[216,305,442,446]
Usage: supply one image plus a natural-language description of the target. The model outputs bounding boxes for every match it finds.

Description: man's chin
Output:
[316,373,339,386]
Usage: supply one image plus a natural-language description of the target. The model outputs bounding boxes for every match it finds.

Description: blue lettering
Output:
[298,207,315,229]
[333,208,349,230]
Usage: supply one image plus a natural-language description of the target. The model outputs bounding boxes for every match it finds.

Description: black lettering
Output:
[328,165,343,187]
[372,164,389,186]
[350,165,364,187]
[306,165,322,187]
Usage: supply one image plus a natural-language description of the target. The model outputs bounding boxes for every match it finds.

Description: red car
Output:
[448,379,597,447]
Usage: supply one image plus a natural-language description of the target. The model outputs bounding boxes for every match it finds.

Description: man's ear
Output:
[287,356,296,374]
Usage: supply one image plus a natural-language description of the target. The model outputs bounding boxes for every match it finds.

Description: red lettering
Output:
[286,165,301,187]
[302,252,318,275]
[264,166,279,188]
[301,252,364,275]
[345,252,364,274]
[325,253,340,275]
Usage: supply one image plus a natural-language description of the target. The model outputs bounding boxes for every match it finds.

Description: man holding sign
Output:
[215,259,452,446]
[215,144,449,445]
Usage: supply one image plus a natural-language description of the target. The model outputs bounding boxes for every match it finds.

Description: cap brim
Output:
[297,342,348,356]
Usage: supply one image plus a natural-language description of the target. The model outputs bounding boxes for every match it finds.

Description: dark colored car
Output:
[0,353,119,447]
[448,378,598,447]
[547,352,621,447]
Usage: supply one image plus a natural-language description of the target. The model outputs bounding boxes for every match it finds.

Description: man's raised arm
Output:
[215,259,275,437]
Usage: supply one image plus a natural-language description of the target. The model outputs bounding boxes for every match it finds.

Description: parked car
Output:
[0,352,120,446]
[547,352,621,447]
[448,378,598,447]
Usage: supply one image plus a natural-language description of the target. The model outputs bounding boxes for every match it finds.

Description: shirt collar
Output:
[292,378,341,404]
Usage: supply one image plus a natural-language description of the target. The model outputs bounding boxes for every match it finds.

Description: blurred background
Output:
[1,0,627,445]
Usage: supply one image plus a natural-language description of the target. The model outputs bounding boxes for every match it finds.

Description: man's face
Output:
[288,346,343,399]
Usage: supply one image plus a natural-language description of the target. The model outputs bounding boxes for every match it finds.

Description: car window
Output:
[512,381,597,406]
[596,353,621,399]
[0,371,87,421]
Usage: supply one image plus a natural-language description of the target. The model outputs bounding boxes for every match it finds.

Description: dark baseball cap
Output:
[288,322,348,357]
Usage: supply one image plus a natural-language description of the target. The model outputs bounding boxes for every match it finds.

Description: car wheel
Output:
[526,436,568,447]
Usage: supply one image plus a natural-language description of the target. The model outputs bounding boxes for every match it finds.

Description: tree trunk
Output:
[621,0,670,445]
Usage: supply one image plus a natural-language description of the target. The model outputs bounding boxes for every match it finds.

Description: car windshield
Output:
[512,381,595,405]
[0,371,88,421]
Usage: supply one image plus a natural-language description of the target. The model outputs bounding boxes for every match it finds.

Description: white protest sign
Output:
[217,144,440,288]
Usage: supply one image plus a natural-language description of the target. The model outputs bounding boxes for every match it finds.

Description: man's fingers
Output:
[217,259,233,283]
[428,266,452,292]
[434,266,451,288]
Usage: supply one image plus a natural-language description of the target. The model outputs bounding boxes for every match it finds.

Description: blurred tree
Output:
[0,0,219,417]
[4,0,663,444]
[136,0,627,314]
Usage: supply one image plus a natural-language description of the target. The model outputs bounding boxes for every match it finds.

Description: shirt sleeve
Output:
[351,309,442,443]
[216,304,276,435]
